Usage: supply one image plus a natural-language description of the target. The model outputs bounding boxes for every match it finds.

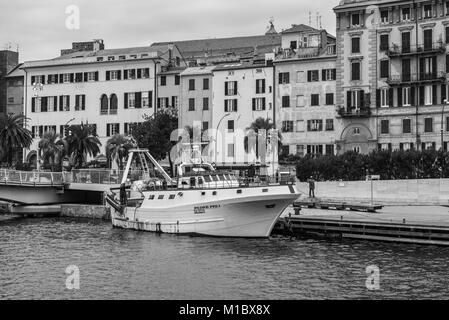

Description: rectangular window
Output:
[325,93,334,105]
[402,7,410,21]
[296,95,305,107]
[203,78,209,90]
[351,13,360,26]
[307,70,319,82]
[403,87,411,106]
[256,79,266,94]
[311,94,320,106]
[424,29,433,50]
[380,34,389,51]
[380,10,389,23]
[307,145,324,157]
[141,92,150,108]
[63,73,72,83]
[424,4,432,18]
[307,120,323,132]
[424,118,433,132]
[351,62,361,81]
[325,119,334,131]
[446,1,449,15]
[160,76,167,86]
[282,96,290,108]
[227,120,234,133]
[252,98,266,111]
[322,69,336,81]
[202,121,209,133]
[352,37,360,53]
[227,144,235,157]
[325,145,335,155]
[380,60,390,78]
[157,98,168,109]
[225,81,237,95]
[75,95,85,111]
[224,99,238,112]
[282,121,294,133]
[381,120,390,134]
[188,98,195,111]
[403,118,411,134]
[402,32,411,53]
[425,85,433,106]
[290,41,297,50]
[175,75,180,85]
[381,88,389,107]
[189,79,195,91]
[279,72,290,84]
[203,97,209,110]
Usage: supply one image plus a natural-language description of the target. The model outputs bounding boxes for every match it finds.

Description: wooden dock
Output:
[294,198,383,213]
[274,206,449,246]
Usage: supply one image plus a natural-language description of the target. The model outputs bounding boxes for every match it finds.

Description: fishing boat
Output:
[106,149,299,238]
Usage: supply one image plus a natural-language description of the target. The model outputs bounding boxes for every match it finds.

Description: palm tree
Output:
[106,134,136,170]
[38,131,68,171]
[244,118,282,159]
[0,114,33,166]
[66,123,101,168]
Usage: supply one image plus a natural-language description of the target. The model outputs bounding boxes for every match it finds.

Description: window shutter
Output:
[54,74,59,84]
[117,71,122,80]
[137,69,142,79]
[410,143,414,150]
[419,58,424,79]
[124,70,128,80]
[107,124,110,137]
[235,100,238,112]
[54,97,58,112]
[433,85,437,105]
[347,91,352,109]
[31,76,36,84]
[322,70,326,81]
[262,79,266,93]
[419,86,425,105]
[59,96,63,111]
[389,88,394,107]
[410,86,415,106]
[360,90,365,108]
[82,95,86,110]
[225,82,229,96]
[307,71,311,82]
[165,97,169,108]
[67,96,70,110]
[84,73,88,82]
[70,73,74,83]
[397,88,402,107]
[95,71,99,81]
[31,98,35,112]
[124,93,128,109]
[399,143,404,151]
[149,91,153,108]
[442,84,447,104]
[262,98,266,110]
[447,54,449,73]
[59,74,64,83]
[106,71,110,81]
[135,92,142,108]
[252,98,256,111]
[376,89,381,108]
[432,57,437,76]
[235,81,238,94]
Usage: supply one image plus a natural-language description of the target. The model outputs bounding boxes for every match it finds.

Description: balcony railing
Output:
[337,106,371,118]
[0,170,64,187]
[386,71,447,85]
[387,42,446,57]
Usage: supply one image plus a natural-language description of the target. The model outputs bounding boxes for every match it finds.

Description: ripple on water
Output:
[1,218,449,299]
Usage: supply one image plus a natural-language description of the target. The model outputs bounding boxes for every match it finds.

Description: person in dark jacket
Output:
[307,176,315,198]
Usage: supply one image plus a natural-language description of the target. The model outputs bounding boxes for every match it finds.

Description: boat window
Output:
[169,195,175,199]
[158,195,164,200]
[218,174,225,181]
[204,175,212,183]
[262,189,269,193]
[224,174,231,180]
[149,195,155,200]
[198,177,204,185]
[211,175,219,182]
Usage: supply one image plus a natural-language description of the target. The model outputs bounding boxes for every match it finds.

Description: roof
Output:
[213,60,270,72]
[158,66,187,76]
[151,34,281,58]
[180,66,216,76]
[5,63,24,78]
[21,44,173,69]
[334,0,395,11]
[281,24,321,35]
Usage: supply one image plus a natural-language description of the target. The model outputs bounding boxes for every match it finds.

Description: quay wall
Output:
[296,179,449,206]
[60,204,111,220]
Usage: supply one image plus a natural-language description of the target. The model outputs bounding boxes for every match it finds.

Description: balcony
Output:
[276,45,336,61]
[386,72,447,86]
[387,42,446,57]
[337,106,371,118]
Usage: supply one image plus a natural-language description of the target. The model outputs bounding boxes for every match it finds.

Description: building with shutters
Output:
[274,24,338,157]
[334,0,449,154]
[0,50,19,115]
[5,64,25,116]
[21,42,184,161]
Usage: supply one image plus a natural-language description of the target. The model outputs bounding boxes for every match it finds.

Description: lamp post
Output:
[214,113,231,165]
[33,82,43,172]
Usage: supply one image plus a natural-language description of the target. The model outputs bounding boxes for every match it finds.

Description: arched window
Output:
[110,94,118,114]
[100,94,108,114]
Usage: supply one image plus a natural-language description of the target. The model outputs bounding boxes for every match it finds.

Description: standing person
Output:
[308,176,315,198]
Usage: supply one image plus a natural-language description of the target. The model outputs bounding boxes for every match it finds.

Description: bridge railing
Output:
[65,169,126,185]
[0,169,64,186]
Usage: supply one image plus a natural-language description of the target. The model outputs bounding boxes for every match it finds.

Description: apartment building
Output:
[0,50,19,115]
[334,0,449,154]
[274,24,338,157]
[156,66,185,112]
[5,64,24,115]
[21,42,184,161]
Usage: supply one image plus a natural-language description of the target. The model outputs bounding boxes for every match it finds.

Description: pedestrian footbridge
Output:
[0,169,123,206]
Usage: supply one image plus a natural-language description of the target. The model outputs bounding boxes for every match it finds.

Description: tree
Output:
[106,134,136,170]
[38,130,68,171]
[0,114,33,166]
[131,108,179,175]
[244,118,282,159]
[66,123,101,168]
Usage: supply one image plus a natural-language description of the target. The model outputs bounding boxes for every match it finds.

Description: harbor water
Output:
[1,217,449,300]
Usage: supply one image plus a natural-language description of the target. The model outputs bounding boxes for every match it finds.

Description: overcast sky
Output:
[0,0,340,62]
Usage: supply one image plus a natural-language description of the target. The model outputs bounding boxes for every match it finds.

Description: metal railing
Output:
[66,169,125,185]
[387,42,446,56]
[337,106,371,118]
[387,71,447,84]
[0,169,64,186]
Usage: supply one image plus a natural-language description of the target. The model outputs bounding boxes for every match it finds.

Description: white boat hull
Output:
[110,185,299,238]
